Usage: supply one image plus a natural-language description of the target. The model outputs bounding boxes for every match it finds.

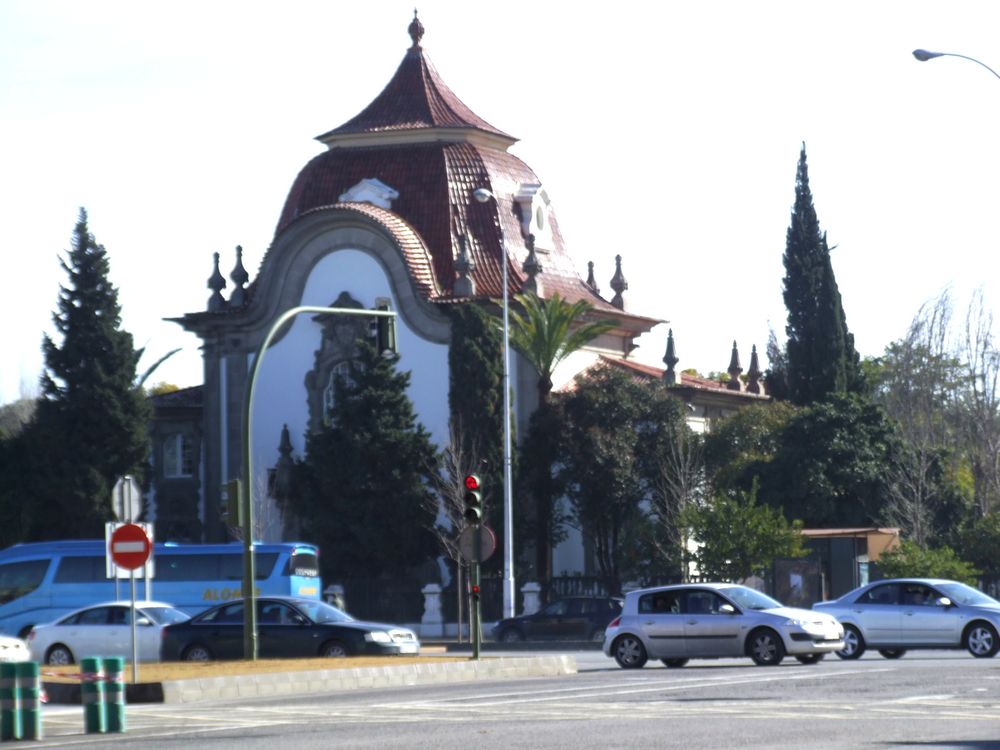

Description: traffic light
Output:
[372,302,397,358]
[220,479,242,526]
[463,474,482,526]
[471,583,481,602]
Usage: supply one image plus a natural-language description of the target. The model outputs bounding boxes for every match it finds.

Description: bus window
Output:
[285,549,319,578]
[54,556,106,583]
[219,553,277,581]
[0,560,50,605]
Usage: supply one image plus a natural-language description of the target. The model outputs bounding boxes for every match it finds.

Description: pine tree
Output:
[782,144,864,405]
[293,342,439,581]
[28,209,150,538]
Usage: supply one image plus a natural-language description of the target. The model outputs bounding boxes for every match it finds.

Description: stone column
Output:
[521,582,542,616]
[420,583,444,638]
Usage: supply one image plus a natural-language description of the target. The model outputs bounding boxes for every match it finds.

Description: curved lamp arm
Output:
[913,49,1000,82]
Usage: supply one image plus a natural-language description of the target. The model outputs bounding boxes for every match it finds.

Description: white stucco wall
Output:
[247,248,451,486]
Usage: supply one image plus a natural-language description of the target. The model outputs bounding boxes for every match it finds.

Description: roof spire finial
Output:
[727,340,744,391]
[408,9,424,49]
[586,261,600,295]
[663,329,679,385]
[207,252,226,311]
[747,344,764,395]
[229,245,249,307]
[609,254,628,310]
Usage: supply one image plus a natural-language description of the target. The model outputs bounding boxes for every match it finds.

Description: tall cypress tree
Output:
[28,209,150,538]
[782,144,864,405]
[293,342,439,582]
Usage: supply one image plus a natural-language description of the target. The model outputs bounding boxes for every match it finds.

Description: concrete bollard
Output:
[80,657,106,734]
[0,662,20,740]
[103,657,126,733]
[15,661,42,740]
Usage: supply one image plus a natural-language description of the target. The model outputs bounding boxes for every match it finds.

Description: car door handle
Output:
[904,611,915,616]
[686,619,698,625]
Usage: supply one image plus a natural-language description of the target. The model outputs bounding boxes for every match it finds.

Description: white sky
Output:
[2,0,999,405]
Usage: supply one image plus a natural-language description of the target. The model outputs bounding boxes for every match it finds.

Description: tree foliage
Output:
[509,292,615,592]
[554,365,694,593]
[24,210,150,538]
[445,303,505,568]
[292,342,439,582]
[756,394,899,527]
[683,481,805,582]
[781,144,864,405]
[877,540,978,584]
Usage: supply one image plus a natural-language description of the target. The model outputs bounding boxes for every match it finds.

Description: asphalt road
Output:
[33,650,1000,749]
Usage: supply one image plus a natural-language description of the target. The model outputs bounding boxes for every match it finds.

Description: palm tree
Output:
[509,292,615,596]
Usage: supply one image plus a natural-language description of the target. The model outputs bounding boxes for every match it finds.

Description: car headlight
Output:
[364,631,392,643]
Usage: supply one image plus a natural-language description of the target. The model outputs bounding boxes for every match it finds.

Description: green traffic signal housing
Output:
[463,473,482,525]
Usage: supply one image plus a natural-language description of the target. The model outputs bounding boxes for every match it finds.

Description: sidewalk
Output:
[43,653,578,705]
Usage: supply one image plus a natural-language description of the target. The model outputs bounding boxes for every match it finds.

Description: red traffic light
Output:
[471,584,480,594]
[464,474,480,491]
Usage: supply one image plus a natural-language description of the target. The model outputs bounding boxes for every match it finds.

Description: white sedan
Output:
[27,601,190,665]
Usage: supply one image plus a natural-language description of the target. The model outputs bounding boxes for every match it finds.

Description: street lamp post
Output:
[913,49,1000,81]
[472,187,516,620]
[241,304,397,659]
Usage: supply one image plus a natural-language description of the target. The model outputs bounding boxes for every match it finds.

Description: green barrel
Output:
[0,662,20,740]
[103,657,126,733]
[80,657,106,734]
[15,661,42,740]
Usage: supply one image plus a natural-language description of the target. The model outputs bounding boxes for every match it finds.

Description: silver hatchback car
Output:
[812,578,1000,660]
[604,583,844,668]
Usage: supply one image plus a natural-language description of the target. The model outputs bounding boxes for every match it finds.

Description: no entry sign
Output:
[109,523,152,570]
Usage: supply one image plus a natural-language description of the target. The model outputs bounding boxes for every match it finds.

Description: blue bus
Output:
[0,540,321,638]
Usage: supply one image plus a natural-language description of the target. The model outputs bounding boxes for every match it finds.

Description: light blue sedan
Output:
[813,578,1000,660]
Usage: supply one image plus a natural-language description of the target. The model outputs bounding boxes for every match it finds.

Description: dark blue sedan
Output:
[160,596,420,660]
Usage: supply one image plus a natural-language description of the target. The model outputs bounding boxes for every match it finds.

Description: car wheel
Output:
[748,628,785,666]
[499,628,524,643]
[320,640,350,658]
[836,625,865,660]
[612,635,647,669]
[661,658,688,668]
[878,649,906,659]
[795,653,824,665]
[45,644,74,666]
[964,622,1000,658]
[181,643,213,662]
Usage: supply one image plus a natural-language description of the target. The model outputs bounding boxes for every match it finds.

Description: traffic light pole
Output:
[241,304,396,660]
[471,531,482,660]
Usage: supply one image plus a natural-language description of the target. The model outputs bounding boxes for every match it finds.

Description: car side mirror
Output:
[136,616,153,627]
[291,613,308,626]
[936,597,952,608]
[719,604,736,615]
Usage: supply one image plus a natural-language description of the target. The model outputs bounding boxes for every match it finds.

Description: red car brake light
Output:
[608,616,621,628]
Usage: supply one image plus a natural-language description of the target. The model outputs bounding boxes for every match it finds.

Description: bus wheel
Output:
[46,645,74,666]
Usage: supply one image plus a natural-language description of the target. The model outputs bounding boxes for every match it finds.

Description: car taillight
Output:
[608,616,621,628]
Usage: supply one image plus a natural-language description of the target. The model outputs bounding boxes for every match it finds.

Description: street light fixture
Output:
[913,49,1000,81]
[471,186,516,620]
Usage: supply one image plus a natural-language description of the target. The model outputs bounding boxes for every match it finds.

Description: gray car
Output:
[603,583,844,669]
[812,578,1000,660]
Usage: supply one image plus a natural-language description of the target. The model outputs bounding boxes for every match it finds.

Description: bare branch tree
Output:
[648,422,705,581]
[881,293,959,544]
[961,288,1000,516]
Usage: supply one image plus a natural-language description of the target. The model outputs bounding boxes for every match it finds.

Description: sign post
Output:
[109,524,151,684]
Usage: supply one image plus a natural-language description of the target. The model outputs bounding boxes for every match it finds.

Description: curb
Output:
[43,655,577,705]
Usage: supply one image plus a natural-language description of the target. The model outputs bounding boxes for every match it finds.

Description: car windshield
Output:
[142,607,190,625]
[291,599,355,624]
[937,582,1000,607]
[719,586,784,611]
